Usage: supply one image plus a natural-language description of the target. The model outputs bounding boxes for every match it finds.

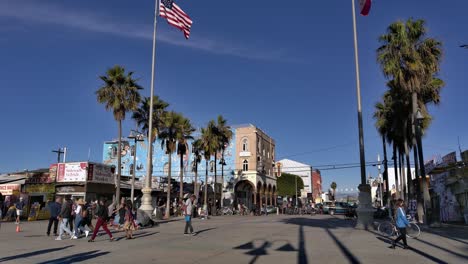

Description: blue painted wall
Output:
[102,130,236,184]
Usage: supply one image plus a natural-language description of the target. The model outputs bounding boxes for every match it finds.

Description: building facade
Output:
[102,124,277,210]
[278,159,323,202]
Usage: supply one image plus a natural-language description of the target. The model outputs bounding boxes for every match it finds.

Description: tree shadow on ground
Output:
[369,229,452,264]
[36,250,109,264]
[282,217,361,264]
[423,228,468,246]
[0,246,74,262]
[233,239,297,264]
[414,237,468,260]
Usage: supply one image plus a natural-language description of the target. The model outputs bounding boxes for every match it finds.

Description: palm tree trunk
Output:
[393,144,399,199]
[165,153,172,219]
[220,150,225,208]
[116,119,122,203]
[413,144,424,222]
[180,152,184,200]
[194,163,198,200]
[412,91,431,223]
[204,160,208,214]
[399,150,405,200]
[214,153,217,214]
[401,149,407,202]
[382,136,390,206]
[405,146,412,199]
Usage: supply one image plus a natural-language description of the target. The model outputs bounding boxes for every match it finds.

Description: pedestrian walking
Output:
[183,194,196,236]
[74,199,89,238]
[56,198,76,240]
[46,197,61,236]
[123,202,135,239]
[15,197,25,224]
[391,199,410,250]
[88,199,114,242]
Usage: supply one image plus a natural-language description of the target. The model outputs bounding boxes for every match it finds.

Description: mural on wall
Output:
[102,130,237,185]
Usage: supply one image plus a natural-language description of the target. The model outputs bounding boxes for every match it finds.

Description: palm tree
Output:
[198,121,218,213]
[159,111,184,219]
[96,65,142,202]
[214,115,232,208]
[132,96,169,179]
[330,182,337,201]
[192,139,203,200]
[377,19,444,221]
[176,116,195,200]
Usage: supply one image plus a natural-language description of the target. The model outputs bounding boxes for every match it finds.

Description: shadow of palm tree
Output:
[0,246,74,262]
[36,250,109,264]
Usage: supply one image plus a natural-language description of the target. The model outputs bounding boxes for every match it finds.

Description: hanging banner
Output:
[57,162,88,182]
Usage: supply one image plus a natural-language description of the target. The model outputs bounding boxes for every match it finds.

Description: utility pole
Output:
[52,148,65,163]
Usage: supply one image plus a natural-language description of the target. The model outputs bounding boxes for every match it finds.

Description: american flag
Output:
[159,0,193,39]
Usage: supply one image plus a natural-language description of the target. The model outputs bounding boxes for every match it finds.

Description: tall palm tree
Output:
[330,182,337,201]
[198,121,218,213]
[377,19,444,222]
[96,65,142,202]
[132,96,169,179]
[192,139,203,200]
[176,116,195,200]
[159,111,184,219]
[214,115,232,208]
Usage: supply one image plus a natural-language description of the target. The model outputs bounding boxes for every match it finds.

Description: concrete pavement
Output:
[0,214,467,264]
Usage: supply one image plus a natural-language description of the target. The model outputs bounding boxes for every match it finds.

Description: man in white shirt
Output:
[184,194,196,236]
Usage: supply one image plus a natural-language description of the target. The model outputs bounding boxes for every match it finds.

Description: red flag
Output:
[359,0,372,16]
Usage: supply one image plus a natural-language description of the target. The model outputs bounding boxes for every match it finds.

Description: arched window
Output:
[243,160,249,171]
[163,163,169,175]
[242,138,248,151]
[210,161,215,172]
[129,163,134,175]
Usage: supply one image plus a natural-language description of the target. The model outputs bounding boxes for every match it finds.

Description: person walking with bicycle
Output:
[391,199,410,250]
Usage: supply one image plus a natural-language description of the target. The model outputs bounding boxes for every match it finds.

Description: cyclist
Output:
[391,199,410,250]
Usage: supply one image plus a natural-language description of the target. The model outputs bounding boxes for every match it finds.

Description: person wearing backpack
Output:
[184,194,196,236]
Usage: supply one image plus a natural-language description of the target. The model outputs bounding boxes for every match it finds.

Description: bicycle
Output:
[378,215,421,239]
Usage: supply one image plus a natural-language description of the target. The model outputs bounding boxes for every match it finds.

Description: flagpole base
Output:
[139,187,154,216]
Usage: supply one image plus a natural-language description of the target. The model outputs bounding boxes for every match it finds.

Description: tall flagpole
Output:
[140,0,159,216]
[351,0,373,229]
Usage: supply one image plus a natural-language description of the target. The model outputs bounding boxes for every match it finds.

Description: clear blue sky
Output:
[0,0,467,192]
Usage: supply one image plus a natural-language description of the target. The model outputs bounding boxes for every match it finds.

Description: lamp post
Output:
[416,110,431,224]
[128,130,145,205]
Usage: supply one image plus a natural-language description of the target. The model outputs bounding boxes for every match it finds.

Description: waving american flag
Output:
[159,0,193,39]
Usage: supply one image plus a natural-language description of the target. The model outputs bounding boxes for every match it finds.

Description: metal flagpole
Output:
[140,0,159,215]
[351,0,373,228]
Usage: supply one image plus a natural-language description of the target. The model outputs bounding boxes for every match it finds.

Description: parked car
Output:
[265,205,277,214]
[322,202,353,215]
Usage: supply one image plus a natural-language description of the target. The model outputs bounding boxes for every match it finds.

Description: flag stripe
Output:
[159,1,192,39]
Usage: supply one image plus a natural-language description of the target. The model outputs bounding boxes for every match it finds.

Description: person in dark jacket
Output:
[88,199,114,242]
[46,197,62,236]
[56,198,75,240]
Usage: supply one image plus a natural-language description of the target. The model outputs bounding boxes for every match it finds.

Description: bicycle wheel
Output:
[378,222,395,237]
[406,223,420,239]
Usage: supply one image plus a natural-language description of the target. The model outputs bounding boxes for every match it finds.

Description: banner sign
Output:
[25,173,53,184]
[0,184,21,195]
[57,162,88,182]
[25,184,55,194]
[87,163,114,185]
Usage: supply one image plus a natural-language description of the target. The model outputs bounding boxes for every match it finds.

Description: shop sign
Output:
[56,186,85,193]
[25,184,55,194]
[87,163,114,184]
[57,162,87,182]
[0,184,21,195]
[25,173,53,184]
[49,164,57,181]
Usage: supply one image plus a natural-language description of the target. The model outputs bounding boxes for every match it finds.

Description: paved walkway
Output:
[0,215,467,264]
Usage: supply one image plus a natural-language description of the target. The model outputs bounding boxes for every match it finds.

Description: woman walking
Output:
[391,199,410,249]
[123,202,135,239]
[88,199,114,242]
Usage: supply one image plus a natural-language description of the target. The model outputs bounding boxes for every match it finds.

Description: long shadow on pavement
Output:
[413,237,468,260]
[422,228,468,246]
[36,250,110,264]
[370,230,450,264]
[194,228,217,235]
[0,246,74,262]
[282,217,360,264]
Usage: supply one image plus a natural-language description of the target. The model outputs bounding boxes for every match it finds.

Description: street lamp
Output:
[415,109,430,224]
[128,130,145,205]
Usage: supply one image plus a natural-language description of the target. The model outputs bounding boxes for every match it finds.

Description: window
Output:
[210,161,215,172]
[243,160,249,171]
[163,163,169,175]
[129,164,134,175]
[242,138,248,151]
